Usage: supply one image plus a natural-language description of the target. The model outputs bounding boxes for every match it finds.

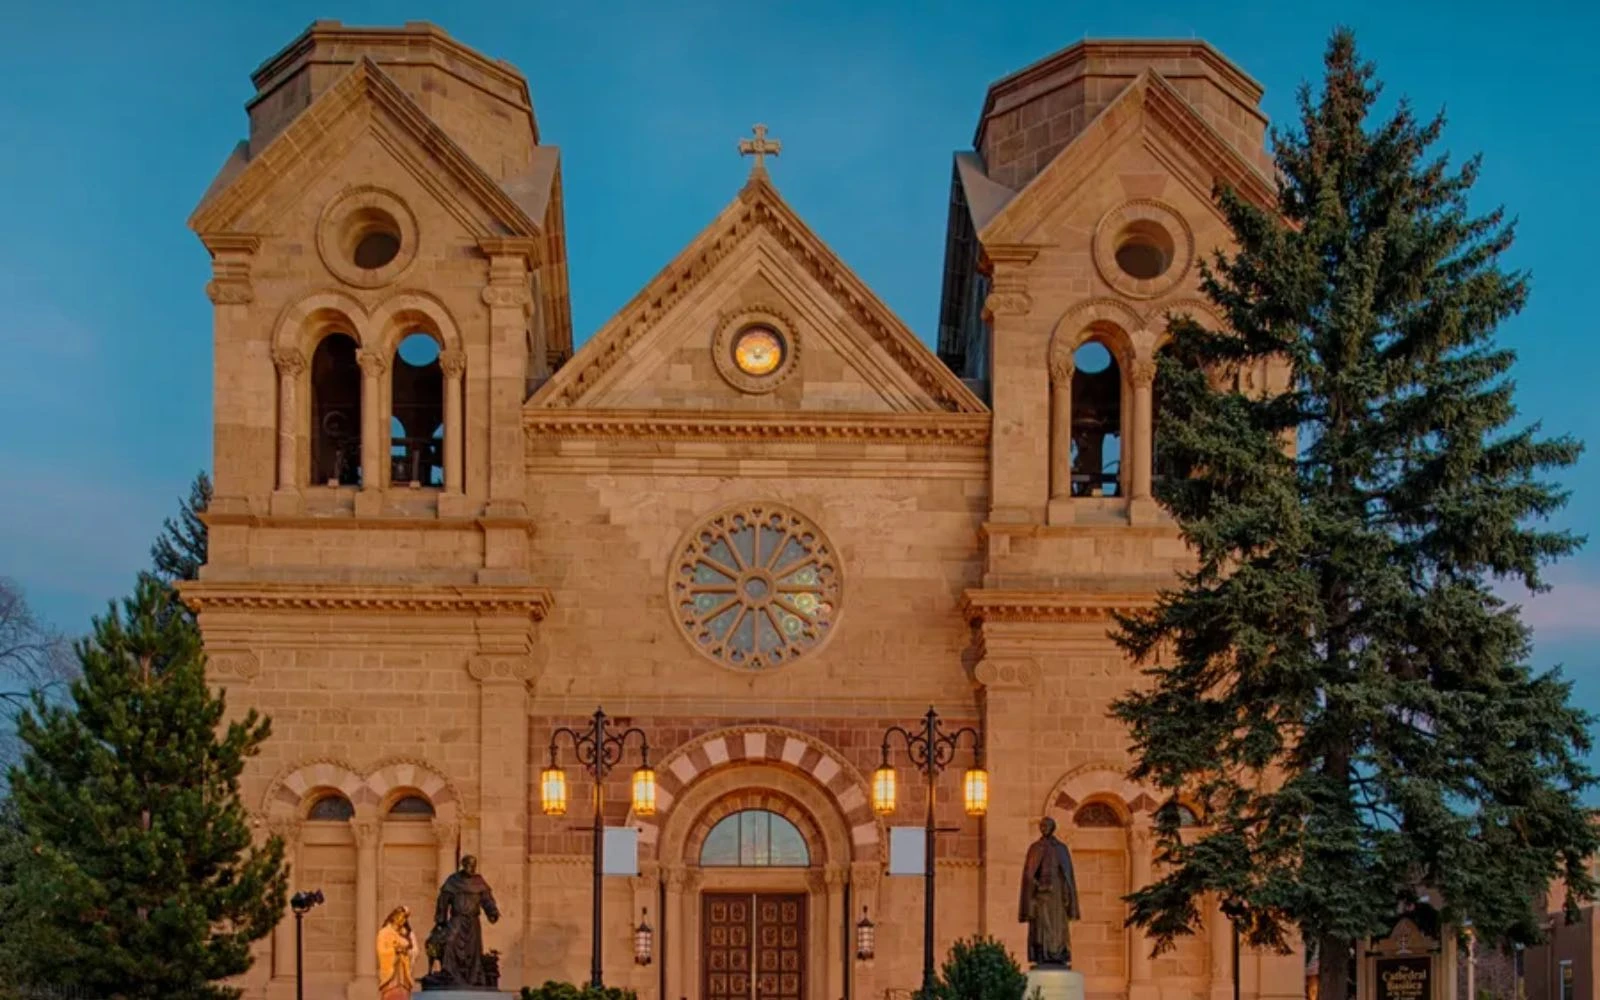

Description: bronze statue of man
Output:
[421,854,500,989]
[1019,817,1081,967]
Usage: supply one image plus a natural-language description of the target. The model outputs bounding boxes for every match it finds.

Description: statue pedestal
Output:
[417,990,518,1000]
[1026,967,1085,1000]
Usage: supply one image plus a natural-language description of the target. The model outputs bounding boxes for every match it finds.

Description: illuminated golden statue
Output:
[376,905,419,1000]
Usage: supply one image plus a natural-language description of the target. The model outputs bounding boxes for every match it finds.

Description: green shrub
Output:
[520,981,639,1000]
[923,936,1028,1000]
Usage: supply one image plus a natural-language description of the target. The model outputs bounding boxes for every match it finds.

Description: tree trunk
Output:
[1319,932,1353,1000]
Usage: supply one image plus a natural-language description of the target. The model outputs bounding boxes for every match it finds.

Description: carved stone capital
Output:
[209,650,260,682]
[823,862,849,888]
[206,280,253,305]
[432,819,460,845]
[266,818,302,842]
[439,348,467,378]
[357,349,389,378]
[466,655,538,684]
[272,348,308,377]
[481,285,532,309]
[350,819,380,849]
[982,289,1033,320]
[973,657,1039,691]
[1048,352,1075,388]
[1130,359,1157,389]
[849,861,881,895]
[805,868,828,893]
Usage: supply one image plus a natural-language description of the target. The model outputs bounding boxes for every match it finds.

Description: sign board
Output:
[889,827,924,875]
[1375,956,1432,1000]
[601,826,638,876]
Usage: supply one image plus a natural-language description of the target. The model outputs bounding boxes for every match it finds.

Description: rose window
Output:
[670,504,841,670]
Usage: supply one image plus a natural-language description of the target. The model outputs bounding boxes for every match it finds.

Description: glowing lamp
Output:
[540,766,569,817]
[634,908,654,966]
[872,764,897,816]
[855,907,876,961]
[631,765,658,818]
[963,766,989,817]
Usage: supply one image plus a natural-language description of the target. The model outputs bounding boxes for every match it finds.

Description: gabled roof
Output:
[977,67,1278,245]
[530,172,986,415]
[189,56,544,238]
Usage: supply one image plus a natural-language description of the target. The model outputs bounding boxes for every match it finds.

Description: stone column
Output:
[1130,359,1156,501]
[356,349,389,500]
[823,864,848,1000]
[440,348,466,495]
[270,819,303,980]
[469,653,536,983]
[350,819,380,1000]
[1209,895,1234,1000]
[981,245,1044,524]
[1048,352,1074,502]
[973,657,1037,961]
[200,233,264,510]
[1127,820,1157,1000]
[850,862,882,1000]
[478,239,538,512]
[433,819,459,891]
[676,867,704,1000]
[272,348,307,494]
[663,865,689,1000]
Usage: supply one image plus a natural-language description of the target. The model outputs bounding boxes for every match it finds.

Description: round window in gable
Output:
[712,308,801,394]
[1113,220,1175,280]
[348,209,402,270]
[316,186,419,289]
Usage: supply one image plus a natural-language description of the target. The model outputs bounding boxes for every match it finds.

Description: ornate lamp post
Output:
[289,889,324,1000]
[541,707,655,989]
[873,706,986,996]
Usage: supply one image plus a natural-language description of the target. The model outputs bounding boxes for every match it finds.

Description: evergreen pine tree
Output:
[7,576,286,1000]
[151,471,212,585]
[1111,29,1596,1000]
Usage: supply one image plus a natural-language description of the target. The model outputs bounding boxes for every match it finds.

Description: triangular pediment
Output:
[979,69,1277,246]
[189,57,543,239]
[529,174,986,415]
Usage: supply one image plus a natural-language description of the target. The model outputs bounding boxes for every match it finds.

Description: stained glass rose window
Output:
[671,504,841,670]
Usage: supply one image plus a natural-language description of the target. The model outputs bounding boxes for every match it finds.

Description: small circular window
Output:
[1092,199,1193,299]
[1113,220,1175,280]
[712,308,800,394]
[317,187,418,289]
[732,326,785,376]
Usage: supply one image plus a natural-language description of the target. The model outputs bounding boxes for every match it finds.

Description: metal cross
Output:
[738,123,781,173]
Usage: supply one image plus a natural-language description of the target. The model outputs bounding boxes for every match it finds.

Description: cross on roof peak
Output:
[738,123,781,176]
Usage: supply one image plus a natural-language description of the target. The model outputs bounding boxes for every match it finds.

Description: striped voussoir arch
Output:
[264,756,460,819]
[630,725,884,863]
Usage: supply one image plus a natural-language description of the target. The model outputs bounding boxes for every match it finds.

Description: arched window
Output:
[1073,801,1124,828]
[391,333,443,487]
[700,809,810,867]
[307,792,355,822]
[387,794,435,819]
[311,333,362,486]
[1070,339,1122,497]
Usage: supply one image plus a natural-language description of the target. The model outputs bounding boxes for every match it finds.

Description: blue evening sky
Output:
[2,0,1597,728]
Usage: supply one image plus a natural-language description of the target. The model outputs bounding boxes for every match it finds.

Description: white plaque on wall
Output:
[889,826,925,875]
[601,826,639,876]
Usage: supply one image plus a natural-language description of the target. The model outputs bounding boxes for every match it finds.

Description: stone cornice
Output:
[961,589,1155,624]
[179,581,553,619]
[199,511,537,535]
[523,409,990,445]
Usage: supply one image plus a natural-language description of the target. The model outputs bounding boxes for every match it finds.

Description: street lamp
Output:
[542,707,654,989]
[290,889,324,1000]
[873,706,985,997]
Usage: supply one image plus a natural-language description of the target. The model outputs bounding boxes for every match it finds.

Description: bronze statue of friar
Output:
[1019,817,1081,968]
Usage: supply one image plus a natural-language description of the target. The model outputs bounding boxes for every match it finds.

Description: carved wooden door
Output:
[702,892,806,1000]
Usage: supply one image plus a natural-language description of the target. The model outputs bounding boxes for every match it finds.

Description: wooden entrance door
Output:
[702,892,806,1000]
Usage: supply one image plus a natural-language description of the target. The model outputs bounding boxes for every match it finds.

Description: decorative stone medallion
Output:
[669,503,841,671]
[1091,199,1193,300]
[316,186,419,289]
[712,307,800,394]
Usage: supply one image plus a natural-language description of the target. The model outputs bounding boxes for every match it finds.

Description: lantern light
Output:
[631,764,658,818]
[963,766,989,818]
[872,763,897,816]
[540,765,569,817]
[634,908,654,966]
[855,906,876,961]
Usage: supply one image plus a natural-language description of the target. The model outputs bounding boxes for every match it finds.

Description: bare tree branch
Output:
[0,577,77,771]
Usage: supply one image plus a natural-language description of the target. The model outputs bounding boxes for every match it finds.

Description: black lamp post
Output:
[872,707,987,998]
[290,889,324,1000]
[541,707,655,990]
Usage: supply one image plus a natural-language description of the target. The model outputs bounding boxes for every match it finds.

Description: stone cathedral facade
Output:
[183,21,1303,1000]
